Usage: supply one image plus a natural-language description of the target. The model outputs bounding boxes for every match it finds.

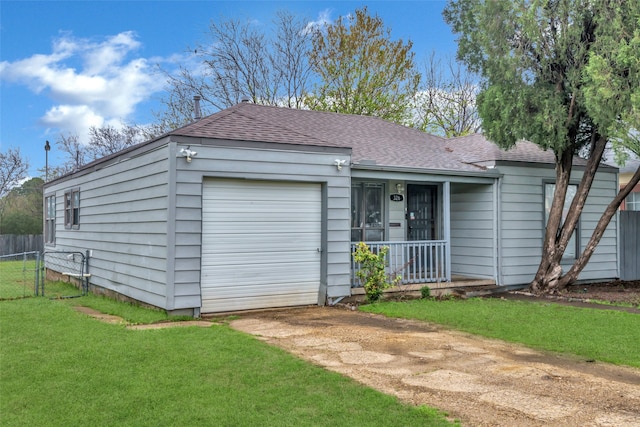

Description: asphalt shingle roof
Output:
[169,103,580,172]
[446,132,559,164]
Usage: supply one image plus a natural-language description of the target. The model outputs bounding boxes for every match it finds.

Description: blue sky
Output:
[1,1,457,177]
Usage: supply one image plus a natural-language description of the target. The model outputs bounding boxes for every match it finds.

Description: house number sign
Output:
[390,194,404,202]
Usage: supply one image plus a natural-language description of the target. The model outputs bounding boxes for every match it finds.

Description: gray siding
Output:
[450,183,496,280]
[498,164,618,286]
[578,170,619,280]
[170,141,352,310]
[620,211,640,280]
[45,147,170,308]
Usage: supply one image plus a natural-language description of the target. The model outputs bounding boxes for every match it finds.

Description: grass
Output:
[0,259,39,299]
[361,297,640,368]
[584,298,640,309]
[0,293,455,427]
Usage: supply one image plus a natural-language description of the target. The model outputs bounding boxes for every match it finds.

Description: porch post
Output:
[443,181,451,281]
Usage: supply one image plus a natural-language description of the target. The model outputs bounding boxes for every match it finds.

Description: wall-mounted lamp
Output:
[334,159,347,171]
[180,146,198,163]
[395,183,404,194]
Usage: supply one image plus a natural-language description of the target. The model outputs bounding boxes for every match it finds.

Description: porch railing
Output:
[351,240,448,287]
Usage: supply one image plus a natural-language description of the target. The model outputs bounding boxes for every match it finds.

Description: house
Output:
[42,102,619,315]
[619,158,640,211]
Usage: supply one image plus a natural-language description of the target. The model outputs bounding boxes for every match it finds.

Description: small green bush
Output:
[420,286,431,299]
[352,242,400,303]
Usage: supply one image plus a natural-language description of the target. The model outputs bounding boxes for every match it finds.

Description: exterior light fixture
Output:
[396,183,404,194]
[334,159,347,171]
[180,147,198,163]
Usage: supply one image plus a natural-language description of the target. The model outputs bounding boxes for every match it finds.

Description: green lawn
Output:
[0,259,39,299]
[0,292,455,427]
[361,298,640,367]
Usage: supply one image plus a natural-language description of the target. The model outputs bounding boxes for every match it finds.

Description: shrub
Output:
[352,242,400,303]
[420,286,431,299]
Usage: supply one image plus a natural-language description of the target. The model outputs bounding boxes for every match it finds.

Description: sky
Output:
[0,0,458,177]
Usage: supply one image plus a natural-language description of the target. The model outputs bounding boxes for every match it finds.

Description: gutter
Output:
[351,164,503,179]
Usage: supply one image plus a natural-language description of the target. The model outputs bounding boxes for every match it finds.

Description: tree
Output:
[272,10,314,109]
[87,124,144,158]
[307,7,420,124]
[0,147,29,199]
[412,54,481,137]
[49,124,145,178]
[154,10,313,131]
[52,133,91,176]
[0,178,43,235]
[444,0,640,293]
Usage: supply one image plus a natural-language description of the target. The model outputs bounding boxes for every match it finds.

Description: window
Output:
[351,182,385,241]
[44,195,55,244]
[544,183,579,258]
[625,192,640,211]
[64,188,80,229]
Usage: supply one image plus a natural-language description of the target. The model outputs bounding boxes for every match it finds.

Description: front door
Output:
[407,184,438,241]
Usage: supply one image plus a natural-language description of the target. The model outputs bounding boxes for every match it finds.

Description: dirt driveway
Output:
[229,306,640,427]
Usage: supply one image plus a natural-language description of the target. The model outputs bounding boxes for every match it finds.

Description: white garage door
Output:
[201,179,322,313]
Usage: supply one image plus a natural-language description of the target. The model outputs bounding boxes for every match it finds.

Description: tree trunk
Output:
[529,146,574,294]
[558,164,640,287]
[529,135,609,294]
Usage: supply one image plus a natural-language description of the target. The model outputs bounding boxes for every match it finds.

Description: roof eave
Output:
[352,164,503,179]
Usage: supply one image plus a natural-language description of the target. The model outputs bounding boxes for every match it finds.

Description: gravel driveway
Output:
[229,306,640,427]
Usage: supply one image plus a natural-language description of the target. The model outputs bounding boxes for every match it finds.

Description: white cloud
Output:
[0,31,164,143]
[304,9,333,34]
[41,105,105,138]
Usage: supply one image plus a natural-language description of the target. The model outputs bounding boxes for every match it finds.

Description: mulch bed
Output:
[501,280,640,314]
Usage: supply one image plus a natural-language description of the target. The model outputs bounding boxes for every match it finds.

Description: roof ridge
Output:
[169,104,241,135]
[242,102,448,142]
[232,106,340,147]
[446,132,482,141]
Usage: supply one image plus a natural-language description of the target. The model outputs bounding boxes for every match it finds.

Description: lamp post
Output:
[44,140,50,181]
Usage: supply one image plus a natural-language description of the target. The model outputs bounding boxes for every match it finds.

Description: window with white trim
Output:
[625,192,640,211]
[544,183,579,259]
[45,195,55,244]
[64,188,80,229]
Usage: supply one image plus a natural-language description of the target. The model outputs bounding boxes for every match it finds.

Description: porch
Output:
[350,240,495,292]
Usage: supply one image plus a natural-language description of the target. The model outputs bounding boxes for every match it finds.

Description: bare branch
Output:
[0,148,29,199]
[412,54,481,137]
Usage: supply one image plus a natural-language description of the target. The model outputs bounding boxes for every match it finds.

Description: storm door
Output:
[351,182,385,242]
[405,184,440,280]
[407,184,438,241]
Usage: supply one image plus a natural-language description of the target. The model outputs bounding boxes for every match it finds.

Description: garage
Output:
[201,179,322,313]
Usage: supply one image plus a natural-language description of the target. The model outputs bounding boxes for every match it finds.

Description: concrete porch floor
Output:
[349,275,497,301]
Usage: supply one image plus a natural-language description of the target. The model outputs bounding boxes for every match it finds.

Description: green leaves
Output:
[308,7,420,125]
[445,0,640,292]
[445,0,639,157]
[353,242,400,303]
[583,5,640,157]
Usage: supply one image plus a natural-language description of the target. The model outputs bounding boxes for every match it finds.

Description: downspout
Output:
[494,176,503,286]
[615,172,620,279]
[328,296,346,306]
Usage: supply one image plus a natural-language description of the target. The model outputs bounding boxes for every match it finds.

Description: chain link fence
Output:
[41,251,90,298]
[0,251,41,299]
[0,250,90,299]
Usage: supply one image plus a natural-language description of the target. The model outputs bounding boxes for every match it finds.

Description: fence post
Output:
[40,252,45,297]
[84,250,91,295]
[35,251,40,295]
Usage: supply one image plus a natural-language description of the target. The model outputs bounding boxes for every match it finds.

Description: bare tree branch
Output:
[412,54,481,137]
[0,148,29,199]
